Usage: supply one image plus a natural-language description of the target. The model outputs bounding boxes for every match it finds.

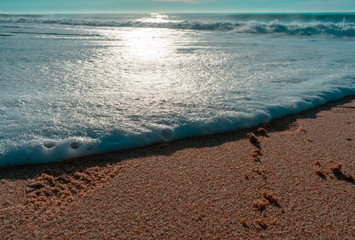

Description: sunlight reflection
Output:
[140,13,170,23]
[123,27,173,60]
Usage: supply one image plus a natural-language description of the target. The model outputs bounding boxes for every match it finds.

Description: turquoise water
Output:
[0,13,354,166]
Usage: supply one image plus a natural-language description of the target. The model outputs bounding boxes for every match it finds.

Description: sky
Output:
[1,0,354,14]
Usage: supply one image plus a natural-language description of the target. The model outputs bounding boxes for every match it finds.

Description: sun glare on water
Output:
[103,13,183,61]
[123,28,173,60]
[140,13,170,23]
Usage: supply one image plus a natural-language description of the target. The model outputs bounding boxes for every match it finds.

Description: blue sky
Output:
[1,0,354,13]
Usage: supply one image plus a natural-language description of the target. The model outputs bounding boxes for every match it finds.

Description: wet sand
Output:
[1,96,354,239]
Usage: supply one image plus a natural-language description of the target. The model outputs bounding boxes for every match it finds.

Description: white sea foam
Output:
[0,87,353,167]
[0,13,354,167]
[1,13,355,37]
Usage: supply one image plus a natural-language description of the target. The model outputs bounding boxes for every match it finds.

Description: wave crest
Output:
[1,16,354,37]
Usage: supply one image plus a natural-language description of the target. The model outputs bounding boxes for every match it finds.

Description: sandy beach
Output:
[0,96,354,239]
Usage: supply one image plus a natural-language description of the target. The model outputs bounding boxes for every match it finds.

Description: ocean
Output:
[0,13,354,167]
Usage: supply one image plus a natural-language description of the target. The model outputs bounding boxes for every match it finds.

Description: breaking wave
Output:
[1,15,354,37]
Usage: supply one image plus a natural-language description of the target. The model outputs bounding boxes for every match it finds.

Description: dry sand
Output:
[0,97,354,239]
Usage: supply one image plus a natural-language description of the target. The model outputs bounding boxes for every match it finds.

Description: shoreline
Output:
[1,95,354,172]
[1,91,355,169]
[0,95,355,172]
[1,96,354,238]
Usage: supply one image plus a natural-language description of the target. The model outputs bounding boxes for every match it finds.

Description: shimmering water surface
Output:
[0,13,354,166]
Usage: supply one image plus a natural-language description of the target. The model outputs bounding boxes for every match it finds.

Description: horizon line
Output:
[1,11,355,15]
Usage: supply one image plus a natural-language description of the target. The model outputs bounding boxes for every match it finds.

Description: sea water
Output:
[0,13,354,166]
